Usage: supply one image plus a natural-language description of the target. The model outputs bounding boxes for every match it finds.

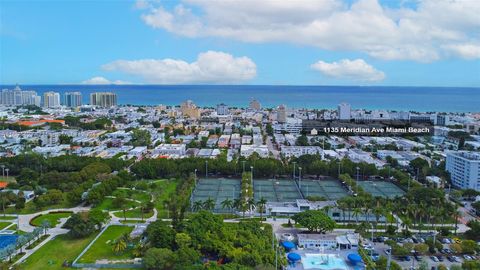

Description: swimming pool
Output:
[0,235,18,250]
[302,254,349,270]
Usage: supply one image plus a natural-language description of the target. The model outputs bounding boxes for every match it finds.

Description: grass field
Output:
[77,225,134,263]
[0,221,13,230]
[113,189,151,204]
[93,197,139,212]
[113,208,154,219]
[4,194,71,215]
[152,180,177,218]
[30,212,72,227]
[0,215,18,220]
[19,233,98,270]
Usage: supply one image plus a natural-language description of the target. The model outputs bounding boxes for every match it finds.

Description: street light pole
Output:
[293,162,297,180]
[205,161,208,178]
[299,167,302,190]
[242,160,246,173]
[356,167,360,194]
[250,166,254,188]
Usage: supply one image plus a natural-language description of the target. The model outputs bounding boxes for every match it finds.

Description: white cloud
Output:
[138,0,480,62]
[102,51,256,84]
[81,76,131,85]
[443,43,480,60]
[311,59,385,82]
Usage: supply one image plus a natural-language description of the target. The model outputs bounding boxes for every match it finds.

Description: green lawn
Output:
[0,215,18,220]
[77,225,134,263]
[0,221,13,230]
[19,233,98,270]
[113,208,154,219]
[151,180,177,218]
[93,197,139,211]
[113,189,151,204]
[4,194,71,215]
[30,212,72,227]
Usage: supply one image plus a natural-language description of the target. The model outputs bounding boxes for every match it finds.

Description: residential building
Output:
[43,91,61,108]
[446,151,480,191]
[181,100,201,119]
[249,98,261,111]
[240,144,269,158]
[216,103,229,115]
[277,104,287,123]
[338,102,351,120]
[0,85,41,106]
[90,92,117,107]
[64,92,82,107]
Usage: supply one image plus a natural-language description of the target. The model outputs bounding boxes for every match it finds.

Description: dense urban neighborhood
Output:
[0,86,479,270]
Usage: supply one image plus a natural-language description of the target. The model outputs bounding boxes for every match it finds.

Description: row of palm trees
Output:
[336,195,461,235]
[192,197,268,218]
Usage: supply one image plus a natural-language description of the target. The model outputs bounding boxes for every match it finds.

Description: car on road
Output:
[384,249,391,255]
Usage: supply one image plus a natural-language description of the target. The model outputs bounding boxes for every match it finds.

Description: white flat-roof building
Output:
[298,232,359,250]
[240,144,269,158]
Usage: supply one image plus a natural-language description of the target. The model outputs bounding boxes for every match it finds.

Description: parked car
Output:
[430,256,439,262]
[414,255,422,261]
[437,255,444,262]
[446,256,455,262]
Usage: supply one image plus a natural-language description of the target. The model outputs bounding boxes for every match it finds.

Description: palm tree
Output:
[373,206,383,237]
[192,201,203,212]
[41,220,51,235]
[256,198,267,219]
[221,198,233,212]
[112,238,127,254]
[352,208,362,225]
[247,198,256,213]
[203,197,216,211]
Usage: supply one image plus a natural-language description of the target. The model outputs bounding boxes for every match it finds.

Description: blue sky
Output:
[1,0,479,86]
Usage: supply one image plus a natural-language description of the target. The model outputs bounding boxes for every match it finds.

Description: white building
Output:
[0,85,41,106]
[43,91,61,108]
[297,233,359,250]
[277,104,287,123]
[446,151,480,191]
[152,144,186,157]
[216,103,229,115]
[338,102,351,120]
[240,144,269,158]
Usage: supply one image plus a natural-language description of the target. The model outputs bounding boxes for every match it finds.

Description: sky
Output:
[0,0,479,87]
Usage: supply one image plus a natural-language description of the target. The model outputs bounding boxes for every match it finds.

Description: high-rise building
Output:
[90,92,117,108]
[249,98,261,111]
[216,103,229,115]
[0,85,41,106]
[64,92,82,107]
[446,151,480,191]
[338,102,351,120]
[43,91,61,108]
[277,104,287,123]
[180,100,201,119]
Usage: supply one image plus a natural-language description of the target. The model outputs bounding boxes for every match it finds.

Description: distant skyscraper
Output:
[0,85,41,106]
[43,91,61,108]
[90,92,117,108]
[277,104,287,123]
[338,102,351,120]
[249,98,261,111]
[64,92,82,107]
[216,103,229,115]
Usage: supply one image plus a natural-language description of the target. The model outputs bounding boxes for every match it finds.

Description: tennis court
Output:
[299,179,349,200]
[254,179,303,202]
[191,178,240,212]
[357,181,405,198]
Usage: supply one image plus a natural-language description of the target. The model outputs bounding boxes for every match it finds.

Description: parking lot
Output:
[362,236,474,269]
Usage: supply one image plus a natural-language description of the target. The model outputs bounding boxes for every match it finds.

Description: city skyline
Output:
[1,0,479,87]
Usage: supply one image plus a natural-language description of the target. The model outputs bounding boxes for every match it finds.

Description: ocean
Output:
[1,85,479,112]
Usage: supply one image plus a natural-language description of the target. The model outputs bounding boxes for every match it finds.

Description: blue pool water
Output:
[0,235,18,249]
[303,254,349,270]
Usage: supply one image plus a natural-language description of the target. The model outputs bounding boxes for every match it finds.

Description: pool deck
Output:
[286,249,363,270]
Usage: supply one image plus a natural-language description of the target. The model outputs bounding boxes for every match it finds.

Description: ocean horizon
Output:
[1,85,479,112]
